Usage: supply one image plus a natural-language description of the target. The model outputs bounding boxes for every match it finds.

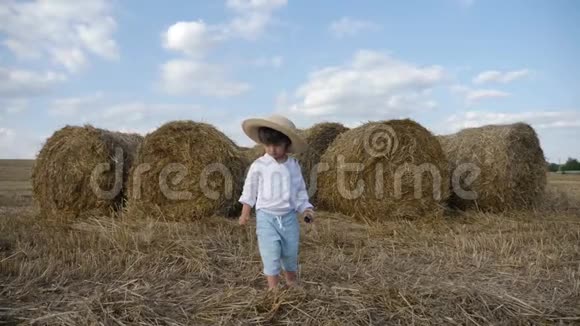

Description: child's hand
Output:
[239,214,250,225]
[303,209,315,224]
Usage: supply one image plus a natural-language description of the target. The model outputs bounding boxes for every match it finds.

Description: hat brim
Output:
[242,118,307,154]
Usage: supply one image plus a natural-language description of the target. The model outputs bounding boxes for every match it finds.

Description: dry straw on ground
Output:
[31,125,142,220]
[2,207,578,324]
[295,122,349,205]
[126,121,246,221]
[439,123,547,212]
[317,119,450,220]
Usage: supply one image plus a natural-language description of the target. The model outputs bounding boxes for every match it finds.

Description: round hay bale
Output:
[240,144,265,162]
[295,122,349,205]
[317,119,450,220]
[438,122,546,212]
[32,125,142,220]
[126,121,246,221]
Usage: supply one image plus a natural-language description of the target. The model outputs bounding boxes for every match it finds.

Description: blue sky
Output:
[0,0,579,162]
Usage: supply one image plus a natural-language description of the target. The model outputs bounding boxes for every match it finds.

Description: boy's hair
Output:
[258,127,291,148]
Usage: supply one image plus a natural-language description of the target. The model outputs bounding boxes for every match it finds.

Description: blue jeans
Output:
[256,209,300,276]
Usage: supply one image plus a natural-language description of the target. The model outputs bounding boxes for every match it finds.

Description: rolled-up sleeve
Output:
[295,164,313,214]
[239,163,259,207]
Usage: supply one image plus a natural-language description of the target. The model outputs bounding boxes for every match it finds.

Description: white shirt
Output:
[239,153,313,216]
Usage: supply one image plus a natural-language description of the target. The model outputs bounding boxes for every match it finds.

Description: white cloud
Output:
[76,16,118,60]
[446,110,580,132]
[164,0,286,58]
[0,66,66,97]
[329,17,380,38]
[286,50,445,125]
[160,1,287,97]
[225,0,287,39]
[226,0,287,12]
[163,20,224,57]
[49,92,104,116]
[473,69,530,84]
[451,85,510,103]
[227,13,272,40]
[465,89,510,102]
[0,0,119,72]
[50,48,87,73]
[160,59,250,97]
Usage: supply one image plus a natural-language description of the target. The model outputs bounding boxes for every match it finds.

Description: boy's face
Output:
[264,143,287,159]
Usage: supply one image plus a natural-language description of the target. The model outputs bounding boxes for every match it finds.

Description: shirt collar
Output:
[263,153,289,164]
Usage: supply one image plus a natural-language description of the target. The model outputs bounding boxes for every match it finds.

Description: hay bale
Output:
[126,121,246,220]
[438,123,546,212]
[317,119,449,220]
[240,144,265,162]
[32,125,142,220]
[295,122,349,204]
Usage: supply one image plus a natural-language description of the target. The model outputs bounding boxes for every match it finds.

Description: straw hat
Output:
[242,115,307,153]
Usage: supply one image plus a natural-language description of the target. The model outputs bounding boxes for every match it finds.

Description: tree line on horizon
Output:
[548,157,580,172]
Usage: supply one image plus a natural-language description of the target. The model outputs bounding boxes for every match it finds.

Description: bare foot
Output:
[286,281,300,289]
[284,271,297,287]
[266,275,279,289]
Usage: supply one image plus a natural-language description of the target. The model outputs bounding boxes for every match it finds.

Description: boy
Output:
[238,115,315,290]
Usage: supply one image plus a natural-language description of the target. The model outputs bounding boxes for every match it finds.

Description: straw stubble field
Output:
[1,160,579,325]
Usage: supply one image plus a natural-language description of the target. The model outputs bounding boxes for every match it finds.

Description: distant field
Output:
[549,172,580,182]
[0,159,33,207]
[546,172,580,200]
[0,159,33,181]
[1,160,579,324]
